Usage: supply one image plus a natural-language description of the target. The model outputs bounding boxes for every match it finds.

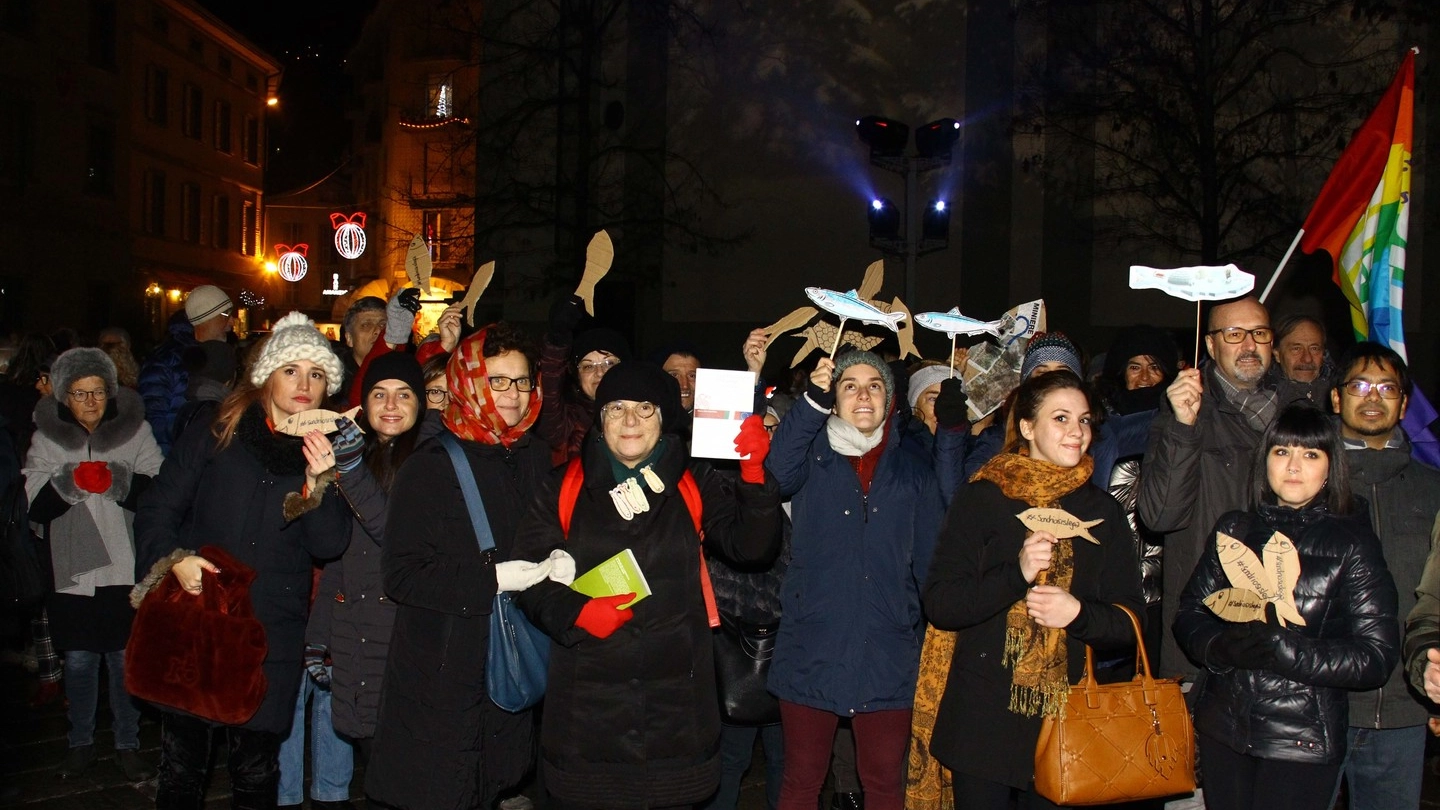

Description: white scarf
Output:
[825,414,884,457]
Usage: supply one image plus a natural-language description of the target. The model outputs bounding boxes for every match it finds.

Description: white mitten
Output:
[495,559,554,593]
[548,549,577,586]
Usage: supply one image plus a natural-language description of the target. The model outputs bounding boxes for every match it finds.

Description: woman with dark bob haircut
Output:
[1175,403,1398,810]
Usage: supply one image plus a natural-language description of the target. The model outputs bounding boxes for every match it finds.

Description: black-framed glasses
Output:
[578,358,619,376]
[601,401,657,421]
[1206,327,1273,345]
[425,387,449,404]
[68,389,108,403]
[1341,380,1403,400]
[487,375,535,392]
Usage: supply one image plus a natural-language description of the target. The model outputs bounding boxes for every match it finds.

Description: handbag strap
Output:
[438,432,497,554]
[1080,604,1154,689]
[556,456,718,627]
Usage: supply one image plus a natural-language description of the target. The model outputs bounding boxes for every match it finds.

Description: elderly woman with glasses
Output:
[25,347,164,782]
[536,295,632,466]
[513,361,780,810]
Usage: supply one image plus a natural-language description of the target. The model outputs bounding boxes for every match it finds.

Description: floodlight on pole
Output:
[914,118,962,161]
[856,116,910,159]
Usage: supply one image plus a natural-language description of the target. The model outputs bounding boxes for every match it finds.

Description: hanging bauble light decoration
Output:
[276,244,309,282]
[330,212,367,260]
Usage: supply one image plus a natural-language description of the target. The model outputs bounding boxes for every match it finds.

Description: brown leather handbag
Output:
[1033,605,1196,806]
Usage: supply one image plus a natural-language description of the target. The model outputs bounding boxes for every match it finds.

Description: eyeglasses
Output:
[763,421,779,434]
[487,375,535,392]
[1206,327,1273,345]
[578,358,619,376]
[1341,380,1403,400]
[601,401,657,421]
[68,389,108,403]
[425,387,449,404]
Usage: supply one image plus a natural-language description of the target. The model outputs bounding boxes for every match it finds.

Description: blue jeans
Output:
[63,649,141,750]
[1331,725,1426,810]
[277,668,353,805]
[703,723,784,810]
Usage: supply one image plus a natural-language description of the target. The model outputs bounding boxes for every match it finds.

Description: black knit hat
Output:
[1102,325,1179,386]
[361,352,425,404]
[572,328,631,363]
[594,361,683,431]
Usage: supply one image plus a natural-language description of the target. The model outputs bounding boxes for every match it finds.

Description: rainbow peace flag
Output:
[1299,51,1439,465]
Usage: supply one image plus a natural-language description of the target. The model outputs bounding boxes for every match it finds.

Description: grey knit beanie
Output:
[249,312,344,395]
[50,347,118,402]
[832,350,895,413]
[906,364,953,412]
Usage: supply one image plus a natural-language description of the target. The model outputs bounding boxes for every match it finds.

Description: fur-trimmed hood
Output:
[33,386,149,453]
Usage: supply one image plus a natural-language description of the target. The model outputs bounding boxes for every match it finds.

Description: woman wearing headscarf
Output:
[765,351,945,810]
[1175,404,1398,810]
[511,361,779,810]
[26,347,163,781]
[133,312,351,809]
[365,323,556,810]
[922,370,1143,809]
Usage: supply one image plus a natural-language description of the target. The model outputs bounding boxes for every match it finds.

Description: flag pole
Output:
[1194,303,1201,369]
[1258,229,1305,305]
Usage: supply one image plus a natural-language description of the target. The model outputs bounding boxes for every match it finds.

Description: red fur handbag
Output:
[125,545,268,725]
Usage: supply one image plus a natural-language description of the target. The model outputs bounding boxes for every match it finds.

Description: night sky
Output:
[199,0,380,191]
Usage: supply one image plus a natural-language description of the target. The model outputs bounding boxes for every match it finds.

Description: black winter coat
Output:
[364,431,551,810]
[923,478,1144,790]
[513,434,781,809]
[1175,504,1399,764]
[133,404,350,733]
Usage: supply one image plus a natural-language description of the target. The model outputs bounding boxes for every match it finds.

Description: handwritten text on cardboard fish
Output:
[1016,508,1102,544]
[274,406,364,437]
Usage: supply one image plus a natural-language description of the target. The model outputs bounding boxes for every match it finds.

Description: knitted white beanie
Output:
[249,312,344,395]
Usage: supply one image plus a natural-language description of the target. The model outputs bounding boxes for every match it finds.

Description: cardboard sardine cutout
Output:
[576,230,613,316]
[1129,264,1254,302]
[458,261,495,327]
[804,287,907,331]
[274,406,364,437]
[405,233,433,294]
[1212,531,1305,627]
[1016,508,1102,544]
[1203,587,1268,622]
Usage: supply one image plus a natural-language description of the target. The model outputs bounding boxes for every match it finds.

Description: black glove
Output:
[1208,603,1280,671]
[933,378,970,430]
[547,294,585,344]
[304,643,331,688]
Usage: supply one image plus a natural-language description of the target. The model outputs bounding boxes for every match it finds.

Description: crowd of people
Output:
[0,284,1438,810]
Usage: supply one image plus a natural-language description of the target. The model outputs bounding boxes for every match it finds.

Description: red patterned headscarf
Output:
[443,325,541,447]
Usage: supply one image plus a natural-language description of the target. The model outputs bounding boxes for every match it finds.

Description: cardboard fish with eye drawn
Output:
[1016,508,1103,544]
[404,233,433,294]
[1129,264,1254,302]
[575,230,614,316]
[274,406,364,437]
[1209,531,1305,626]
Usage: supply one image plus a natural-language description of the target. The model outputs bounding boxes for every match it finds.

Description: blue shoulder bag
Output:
[438,432,550,712]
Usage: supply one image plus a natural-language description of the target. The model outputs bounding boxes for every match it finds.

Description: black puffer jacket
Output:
[1175,503,1399,764]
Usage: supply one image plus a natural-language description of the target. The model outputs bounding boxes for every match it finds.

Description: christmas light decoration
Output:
[275,244,309,282]
[322,273,349,296]
[330,212,367,259]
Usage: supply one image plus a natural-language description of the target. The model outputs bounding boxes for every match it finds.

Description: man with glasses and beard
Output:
[1139,295,1278,687]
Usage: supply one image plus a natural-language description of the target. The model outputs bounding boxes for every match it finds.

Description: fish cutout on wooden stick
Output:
[788,322,883,368]
[1016,508,1102,544]
[856,259,885,300]
[914,308,1007,340]
[761,306,818,350]
[405,233,433,294]
[575,230,613,316]
[458,261,495,327]
[890,297,919,360]
[1212,531,1305,626]
[275,406,364,437]
[1129,264,1255,301]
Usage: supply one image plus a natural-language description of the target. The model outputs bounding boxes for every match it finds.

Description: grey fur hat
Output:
[50,347,118,402]
[832,350,896,413]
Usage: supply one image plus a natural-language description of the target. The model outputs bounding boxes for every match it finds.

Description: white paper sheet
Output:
[691,368,757,460]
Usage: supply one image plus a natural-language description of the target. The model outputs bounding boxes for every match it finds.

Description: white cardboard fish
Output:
[1016,508,1102,544]
[405,233,433,294]
[1129,264,1254,302]
[274,406,364,437]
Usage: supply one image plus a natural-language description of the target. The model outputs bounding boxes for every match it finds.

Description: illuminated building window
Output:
[145,65,168,125]
[422,211,446,261]
[84,120,115,197]
[182,84,203,140]
[143,170,166,236]
[428,75,453,118]
[214,100,232,153]
[212,195,231,250]
[241,198,257,256]
[242,115,259,165]
[181,183,201,243]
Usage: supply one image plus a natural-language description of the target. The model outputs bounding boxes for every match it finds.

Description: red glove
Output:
[73,461,112,494]
[734,414,770,485]
[574,593,636,639]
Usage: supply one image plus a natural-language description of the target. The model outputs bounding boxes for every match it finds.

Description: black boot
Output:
[831,792,864,810]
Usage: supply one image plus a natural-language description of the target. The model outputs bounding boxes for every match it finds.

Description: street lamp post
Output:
[856,116,961,304]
